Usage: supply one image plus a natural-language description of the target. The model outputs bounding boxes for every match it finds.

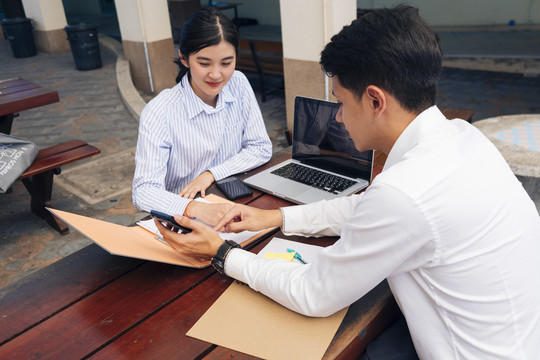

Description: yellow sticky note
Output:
[264,252,295,262]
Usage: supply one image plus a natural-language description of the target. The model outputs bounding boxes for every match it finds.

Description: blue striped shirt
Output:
[132,71,272,215]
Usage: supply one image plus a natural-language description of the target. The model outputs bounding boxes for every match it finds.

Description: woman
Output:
[132,7,272,225]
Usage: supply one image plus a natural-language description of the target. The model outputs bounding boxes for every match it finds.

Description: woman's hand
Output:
[214,204,283,233]
[185,201,233,227]
[155,215,223,259]
[179,171,215,199]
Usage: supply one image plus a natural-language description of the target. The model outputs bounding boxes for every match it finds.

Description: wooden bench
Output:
[441,108,475,123]
[237,38,284,102]
[19,139,100,234]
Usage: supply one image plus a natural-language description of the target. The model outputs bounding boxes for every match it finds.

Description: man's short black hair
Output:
[320,5,442,113]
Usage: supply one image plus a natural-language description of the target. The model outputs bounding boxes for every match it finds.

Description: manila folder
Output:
[48,208,209,267]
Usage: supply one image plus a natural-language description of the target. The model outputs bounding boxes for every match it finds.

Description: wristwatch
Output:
[211,240,241,274]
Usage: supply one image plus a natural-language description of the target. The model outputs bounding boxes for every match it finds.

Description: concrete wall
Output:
[357,0,540,26]
[204,0,540,26]
[200,0,281,25]
[62,0,102,15]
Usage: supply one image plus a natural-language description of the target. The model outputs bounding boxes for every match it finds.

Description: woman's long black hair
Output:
[174,7,239,84]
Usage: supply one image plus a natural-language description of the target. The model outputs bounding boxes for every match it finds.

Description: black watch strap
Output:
[211,240,240,274]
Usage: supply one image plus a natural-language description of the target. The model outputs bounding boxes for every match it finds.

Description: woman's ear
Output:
[365,85,386,118]
[178,50,189,68]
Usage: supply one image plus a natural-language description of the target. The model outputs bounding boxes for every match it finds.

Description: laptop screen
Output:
[292,96,373,180]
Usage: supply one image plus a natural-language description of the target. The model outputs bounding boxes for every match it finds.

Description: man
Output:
[156,5,540,359]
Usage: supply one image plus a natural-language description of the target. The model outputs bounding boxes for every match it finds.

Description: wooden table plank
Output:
[0,261,217,358]
[0,89,60,116]
[88,269,233,359]
[0,78,28,88]
[0,244,143,344]
[0,77,59,117]
[0,82,40,95]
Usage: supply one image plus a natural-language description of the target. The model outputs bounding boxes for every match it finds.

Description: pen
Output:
[286,248,307,264]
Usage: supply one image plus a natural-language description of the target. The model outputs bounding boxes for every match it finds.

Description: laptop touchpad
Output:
[273,180,307,196]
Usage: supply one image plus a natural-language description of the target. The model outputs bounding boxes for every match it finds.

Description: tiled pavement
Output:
[1,30,540,288]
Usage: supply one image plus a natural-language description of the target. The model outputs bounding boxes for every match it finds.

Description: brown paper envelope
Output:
[187,281,348,360]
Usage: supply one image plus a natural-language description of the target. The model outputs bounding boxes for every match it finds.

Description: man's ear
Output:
[365,85,386,118]
[178,50,189,68]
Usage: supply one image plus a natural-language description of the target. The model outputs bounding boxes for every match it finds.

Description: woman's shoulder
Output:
[225,70,254,97]
[145,83,186,109]
[141,84,189,124]
[229,70,251,88]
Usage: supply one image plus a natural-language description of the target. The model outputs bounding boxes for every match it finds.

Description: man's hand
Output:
[155,215,223,259]
[214,204,283,233]
[179,171,215,199]
[185,201,233,227]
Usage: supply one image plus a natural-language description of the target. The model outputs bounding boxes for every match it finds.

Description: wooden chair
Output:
[237,38,284,102]
[441,108,475,123]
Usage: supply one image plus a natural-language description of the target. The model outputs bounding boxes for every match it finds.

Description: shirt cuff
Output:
[279,204,308,235]
[224,248,256,282]
[208,165,227,181]
[166,196,191,216]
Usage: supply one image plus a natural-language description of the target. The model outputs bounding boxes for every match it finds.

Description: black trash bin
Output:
[1,18,37,58]
[64,23,102,71]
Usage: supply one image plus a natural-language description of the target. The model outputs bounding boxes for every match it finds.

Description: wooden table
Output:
[0,152,399,359]
[0,77,60,134]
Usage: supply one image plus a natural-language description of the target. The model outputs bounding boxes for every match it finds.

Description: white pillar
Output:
[21,0,69,53]
[115,0,177,94]
[279,0,356,130]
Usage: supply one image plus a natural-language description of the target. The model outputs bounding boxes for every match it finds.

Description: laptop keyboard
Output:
[271,163,358,194]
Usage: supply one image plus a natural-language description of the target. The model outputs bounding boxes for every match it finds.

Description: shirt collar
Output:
[180,74,236,120]
[383,105,446,170]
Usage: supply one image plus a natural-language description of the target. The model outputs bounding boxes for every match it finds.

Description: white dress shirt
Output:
[132,71,272,215]
[226,106,540,359]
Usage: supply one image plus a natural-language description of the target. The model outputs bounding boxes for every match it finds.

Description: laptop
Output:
[244,96,373,204]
